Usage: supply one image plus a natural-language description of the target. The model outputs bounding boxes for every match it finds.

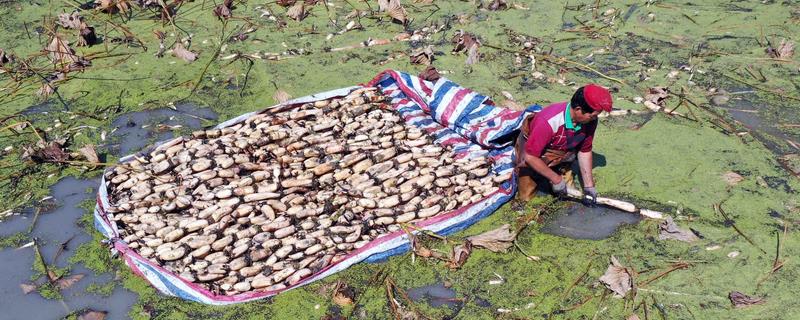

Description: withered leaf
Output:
[332,282,355,306]
[78,310,108,320]
[213,0,234,20]
[776,39,795,58]
[58,12,84,29]
[481,0,508,11]
[465,42,480,65]
[722,171,744,186]
[598,256,633,298]
[20,283,38,294]
[286,2,308,21]
[658,216,699,243]
[451,30,480,54]
[273,89,292,104]
[466,224,516,252]
[25,141,69,163]
[729,291,765,308]
[409,46,434,65]
[95,0,130,14]
[46,35,80,65]
[644,86,669,107]
[626,315,641,320]
[418,65,441,82]
[79,144,101,164]
[277,0,296,7]
[172,43,197,62]
[77,26,98,47]
[378,0,408,25]
[0,48,14,66]
[445,241,472,269]
[56,274,85,290]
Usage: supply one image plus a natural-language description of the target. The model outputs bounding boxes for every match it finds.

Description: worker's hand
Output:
[583,186,598,206]
[551,178,567,197]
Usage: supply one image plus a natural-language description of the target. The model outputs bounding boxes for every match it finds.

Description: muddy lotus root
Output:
[104,87,509,295]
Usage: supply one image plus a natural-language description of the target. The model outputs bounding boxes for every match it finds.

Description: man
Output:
[515,84,613,203]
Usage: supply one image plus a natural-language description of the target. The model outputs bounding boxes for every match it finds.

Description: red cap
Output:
[583,84,613,112]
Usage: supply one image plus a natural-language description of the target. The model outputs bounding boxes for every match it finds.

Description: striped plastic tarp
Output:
[93,70,531,304]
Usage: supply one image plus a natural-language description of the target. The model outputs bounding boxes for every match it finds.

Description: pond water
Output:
[540,202,643,240]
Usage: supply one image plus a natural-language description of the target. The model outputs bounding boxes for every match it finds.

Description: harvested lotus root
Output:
[104,87,508,295]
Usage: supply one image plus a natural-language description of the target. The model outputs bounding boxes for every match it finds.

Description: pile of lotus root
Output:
[104,87,508,295]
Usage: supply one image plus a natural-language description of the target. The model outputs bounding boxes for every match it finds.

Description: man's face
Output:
[574,107,602,124]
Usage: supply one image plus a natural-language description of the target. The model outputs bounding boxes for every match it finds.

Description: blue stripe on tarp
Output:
[429,81,457,115]
[363,242,412,263]
[137,260,201,302]
[435,191,514,237]
[455,94,489,125]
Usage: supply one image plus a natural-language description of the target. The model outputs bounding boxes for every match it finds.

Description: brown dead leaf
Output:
[273,89,292,104]
[78,310,108,320]
[286,2,308,21]
[20,283,38,294]
[466,224,516,252]
[172,43,197,62]
[24,141,69,163]
[626,315,641,320]
[644,86,669,107]
[598,256,633,298]
[729,291,765,308]
[0,48,14,66]
[213,0,234,20]
[481,0,508,11]
[658,216,699,243]
[767,39,795,59]
[77,25,98,47]
[79,145,100,164]
[332,282,355,306]
[446,241,472,269]
[58,12,84,29]
[277,0,296,7]
[418,65,441,82]
[56,274,85,290]
[95,0,130,14]
[409,46,434,65]
[46,35,80,65]
[451,30,480,55]
[465,42,480,65]
[378,0,408,25]
[722,171,744,186]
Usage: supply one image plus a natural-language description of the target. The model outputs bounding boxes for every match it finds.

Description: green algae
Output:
[0,231,29,249]
[1,0,799,318]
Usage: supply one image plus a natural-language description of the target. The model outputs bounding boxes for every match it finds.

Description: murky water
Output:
[540,202,643,240]
[407,282,460,309]
[0,104,218,319]
[0,178,138,320]
[108,103,218,156]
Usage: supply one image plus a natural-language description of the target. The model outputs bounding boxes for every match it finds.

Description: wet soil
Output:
[540,202,643,240]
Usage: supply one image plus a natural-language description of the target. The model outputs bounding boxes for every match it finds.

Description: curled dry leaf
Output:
[626,315,641,320]
[466,224,516,252]
[46,35,81,65]
[418,65,441,82]
[213,0,234,20]
[276,0,296,7]
[286,2,308,21]
[23,141,69,163]
[58,12,84,29]
[0,48,14,66]
[409,46,434,65]
[729,291,765,308]
[722,171,744,186]
[451,30,480,54]
[465,42,480,65]
[446,241,472,269]
[56,274,85,290]
[95,0,131,14]
[378,0,408,25]
[767,39,794,59]
[77,25,98,47]
[658,216,699,243]
[598,256,633,298]
[644,86,669,107]
[481,0,508,11]
[332,282,355,306]
[273,89,292,104]
[172,43,198,62]
[20,283,38,294]
[78,310,108,320]
[79,145,101,164]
